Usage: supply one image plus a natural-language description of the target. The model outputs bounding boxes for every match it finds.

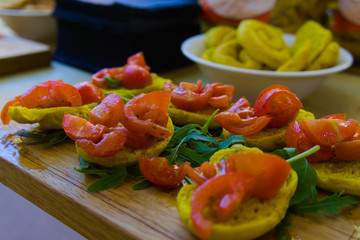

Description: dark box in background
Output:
[53,0,201,74]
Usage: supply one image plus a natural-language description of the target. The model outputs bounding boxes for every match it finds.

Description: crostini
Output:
[63,90,174,167]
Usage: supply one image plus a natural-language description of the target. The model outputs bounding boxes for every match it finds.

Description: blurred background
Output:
[0,0,359,239]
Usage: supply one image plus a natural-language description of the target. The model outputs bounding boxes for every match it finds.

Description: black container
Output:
[53,0,201,73]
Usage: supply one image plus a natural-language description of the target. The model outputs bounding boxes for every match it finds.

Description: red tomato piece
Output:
[1,80,82,125]
[121,91,172,139]
[285,120,304,148]
[300,118,359,146]
[138,156,185,188]
[228,97,251,113]
[183,162,208,185]
[89,93,125,127]
[335,140,360,161]
[74,81,105,104]
[76,128,127,157]
[253,85,302,127]
[296,133,334,163]
[170,80,213,111]
[208,83,234,109]
[62,114,107,142]
[215,111,272,136]
[122,127,153,150]
[323,114,347,120]
[92,68,114,89]
[191,172,254,240]
[127,52,150,71]
[226,152,291,199]
[121,64,152,89]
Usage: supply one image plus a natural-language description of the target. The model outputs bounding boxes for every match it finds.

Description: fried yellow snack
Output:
[223,109,315,152]
[277,39,312,72]
[204,25,236,48]
[201,47,216,61]
[177,156,298,240]
[291,20,333,63]
[236,19,291,69]
[100,74,170,99]
[75,118,174,167]
[212,40,262,69]
[168,105,221,129]
[8,103,96,130]
[312,160,360,197]
[307,42,340,71]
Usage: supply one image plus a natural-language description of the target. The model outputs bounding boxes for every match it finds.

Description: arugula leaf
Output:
[132,180,153,190]
[17,129,68,147]
[291,190,360,216]
[87,167,127,192]
[104,76,122,89]
[275,146,360,239]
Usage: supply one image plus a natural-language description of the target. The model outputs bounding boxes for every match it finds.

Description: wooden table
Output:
[1,61,360,240]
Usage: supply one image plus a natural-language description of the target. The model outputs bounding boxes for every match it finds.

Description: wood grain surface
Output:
[1,64,360,240]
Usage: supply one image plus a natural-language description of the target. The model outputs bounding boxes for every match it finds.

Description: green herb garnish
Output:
[161,110,246,166]
[75,157,148,192]
[17,129,68,147]
[273,146,360,240]
[104,76,122,89]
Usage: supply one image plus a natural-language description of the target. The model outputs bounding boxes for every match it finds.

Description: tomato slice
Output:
[226,152,291,200]
[323,114,347,120]
[74,81,105,104]
[215,111,272,135]
[285,120,304,148]
[121,91,172,139]
[300,118,359,146]
[62,114,107,142]
[76,128,127,157]
[92,68,113,89]
[296,133,334,163]
[170,80,213,111]
[121,64,152,89]
[253,85,302,127]
[208,83,234,109]
[334,140,360,161]
[127,52,150,71]
[138,156,185,188]
[228,97,251,113]
[89,93,125,127]
[191,172,254,240]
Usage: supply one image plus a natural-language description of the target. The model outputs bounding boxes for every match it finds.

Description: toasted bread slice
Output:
[177,167,297,240]
[8,103,96,130]
[223,109,315,152]
[168,105,222,129]
[100,74,169,98]
[312,160,360,197]
[75,118,174,167]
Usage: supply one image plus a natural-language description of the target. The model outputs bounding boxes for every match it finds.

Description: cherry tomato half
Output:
[89,93,125,128]
[62,114,107,142]
[74,81,105,104]
[138,156,185,188]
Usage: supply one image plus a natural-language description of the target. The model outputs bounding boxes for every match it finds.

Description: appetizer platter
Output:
[1,20,360,240]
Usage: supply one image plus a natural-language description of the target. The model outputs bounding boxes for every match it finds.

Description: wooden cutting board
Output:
[1,122,360,240]
[0,35,51,75]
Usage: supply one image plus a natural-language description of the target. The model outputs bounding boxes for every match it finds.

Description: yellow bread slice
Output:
[209,144,263,163]
[312,160,360,197]
[75,118,174,167]
[8,103,97,130]
[177,168,298,240]
[223,109,315,152]
[100,74,170,98]
[168,105,222,129]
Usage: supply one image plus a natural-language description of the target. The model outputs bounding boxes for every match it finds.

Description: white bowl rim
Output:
[0,9,52,16]
[181,33,354,78]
